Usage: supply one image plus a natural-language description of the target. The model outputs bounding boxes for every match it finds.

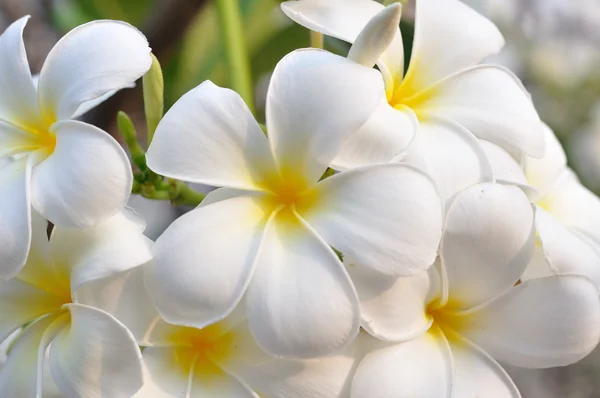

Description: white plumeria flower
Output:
[0,210,153,398]
[0,16,151,279]
[346,183,600,397]
[76,265,368,398]
[145,49,444,358]
[281,0,544,206]
[487,125,600,287]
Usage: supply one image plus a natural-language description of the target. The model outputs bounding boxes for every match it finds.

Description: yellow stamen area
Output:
[425,300,469,343]
[386,61,439,121]
[167,323,235,381]
[20,121,57,155]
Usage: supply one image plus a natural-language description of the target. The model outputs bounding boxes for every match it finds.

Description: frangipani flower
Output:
[282,0,544,205]
[0,210,153,397]
[0,16,151,279]
[80,267,367,398]
[489,125,600,287]
[145,49,444,358]
[347,183,600,397]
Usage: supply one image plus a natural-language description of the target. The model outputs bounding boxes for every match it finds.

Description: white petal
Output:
[133,348,189,398]
[0,313,68,398]
[72,87,129,119]
[30,120,133,228]
[416,66,544,158]
[524,124,567,198]
[403,0,504,90]
[447,331,521,398]
[331,102,416,170]
[37,20,151,121]
[0,156,33,279]
[534,206,600,288]
[351,329,453,398]
[538,169,600,246]
[348,265,438,342]
[403,116,493,208]
[0,17,44,128]
[246,214,359,358]
[146,195,270,329]
[0,278,65,342]
[480,140,534,194]
[266,49,384,183]
[49,303,143,398]
[458,275,600,368]
[190,365,257,398]
[303,163,443,276]
[146,80,276,191]
[281,0,404,84]
[49,209,152,293]
[0,121,39,158]
[441,183,535,310]
[74,266,161,346]
[520,243,555,282]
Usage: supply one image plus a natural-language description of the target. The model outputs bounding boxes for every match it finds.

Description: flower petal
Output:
[146,80,276,191]
[133,348,189,398]
[30,120,133,228]
[0,17,44,128]
[0,279,65,343]
[0,121,39,158]
[49,303,143,398]
[403,0,504,91]
[458,275,600,368]
[303,163,443,276]
[480,140,533,194]
[266,49,384,183]
[347,265,438,342]
[416,66,544,158]
[534,206,600,288]
[351,328,453,398]
[447,331,521,398]
[37,20,151,121]
[331,102,417,170]
[246,214,359,358]
[538,169,600,246]
[146,195,270,329]
[403,116,493,208]
[0,312,67,398]
[441,183,535,310]
[281,0,404,84]
[524,124,567,199]
[0,156,33,280]
[49,209,152,293]
[190,364,257,398]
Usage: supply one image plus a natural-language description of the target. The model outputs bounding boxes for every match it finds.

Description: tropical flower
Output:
[0,210,153,397]
[145,49,444,358]
[487,125,600,287]
[0,17,151,279]
[281,0,544,205]
[347,183,600,397]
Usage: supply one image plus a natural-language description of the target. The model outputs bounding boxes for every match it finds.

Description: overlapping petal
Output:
[0,122,39,158]
[30,120,132,228]
[147,196,270,329]
[0,17,43,128]
[266,49,384,183]
[441,183,535,310]
[146,81,276,191]
[480,140,531,192]
[524,125,567,198]
[49,303,143,398]
[402,0,504,92]
[37,20,151,121]
[49,209,152,293]
[0,156,33,280]
[457,275,600,368]
[246,214,359,358]
[351,329,453,398]
[413,66,544,158]
[303,163,442,276]
[403,116,493,207]
[331,102,416,170]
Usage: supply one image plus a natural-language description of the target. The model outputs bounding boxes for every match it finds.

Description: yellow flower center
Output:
[386,64,439,121]
[425,299,469,343]
[19,120,57,156]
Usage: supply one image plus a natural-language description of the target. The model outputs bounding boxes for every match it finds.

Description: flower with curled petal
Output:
[0,16,151,279]
[0,210,153,398]
[144,48,444,359]
[282,0,544,206]
[347,183,600,397]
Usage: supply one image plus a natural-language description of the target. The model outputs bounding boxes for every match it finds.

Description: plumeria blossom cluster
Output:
[1,0,600,397]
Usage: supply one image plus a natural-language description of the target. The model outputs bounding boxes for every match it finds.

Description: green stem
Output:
[167,179,206,207]
[310,31,324,49]
[216,0,255,113]
[117,111,147,170]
